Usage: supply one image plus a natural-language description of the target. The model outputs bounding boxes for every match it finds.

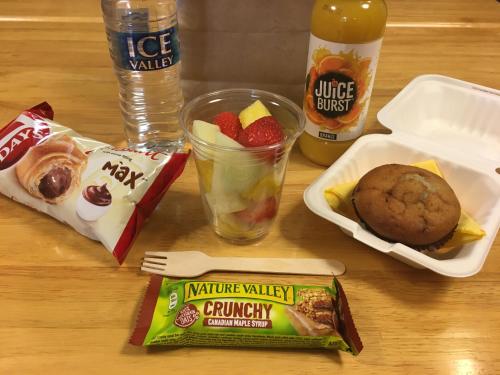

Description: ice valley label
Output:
[109,25,180,71]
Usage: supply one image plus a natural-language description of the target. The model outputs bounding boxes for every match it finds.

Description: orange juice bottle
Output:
[299,0,387,166]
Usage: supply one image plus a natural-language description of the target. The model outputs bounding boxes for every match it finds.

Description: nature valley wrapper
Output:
[324,160,485,251]
[130,276,363,354]
[0,103,189,263]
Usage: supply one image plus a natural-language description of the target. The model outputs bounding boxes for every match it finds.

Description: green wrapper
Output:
[130,276,362,354]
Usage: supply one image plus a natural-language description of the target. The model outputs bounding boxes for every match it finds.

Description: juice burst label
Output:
[304,35,382,141]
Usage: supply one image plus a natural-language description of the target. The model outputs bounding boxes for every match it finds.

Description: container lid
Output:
[377,75,500,164]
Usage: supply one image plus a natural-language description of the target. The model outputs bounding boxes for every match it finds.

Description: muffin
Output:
[352,164,461,251]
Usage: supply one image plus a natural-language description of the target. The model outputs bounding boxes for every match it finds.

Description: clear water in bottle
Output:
[101,0,184,151]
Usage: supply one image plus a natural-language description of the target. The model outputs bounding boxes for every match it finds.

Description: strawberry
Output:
[238,116,284,147]
[213,112,241,140]
[234,197,278,224]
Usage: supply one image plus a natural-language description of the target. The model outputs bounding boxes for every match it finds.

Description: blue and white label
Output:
[109,25,180,71]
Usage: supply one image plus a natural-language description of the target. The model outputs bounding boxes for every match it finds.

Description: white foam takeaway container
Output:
[304,75,500,277]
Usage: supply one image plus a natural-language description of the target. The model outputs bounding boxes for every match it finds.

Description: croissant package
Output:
[0,103,189,263]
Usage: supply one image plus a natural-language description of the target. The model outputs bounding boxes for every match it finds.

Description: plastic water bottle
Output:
[101,0,184,151]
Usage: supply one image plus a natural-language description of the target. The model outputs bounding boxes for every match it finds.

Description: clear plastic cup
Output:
[180,88,305,243]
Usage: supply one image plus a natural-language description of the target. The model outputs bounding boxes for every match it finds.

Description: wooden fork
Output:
[141,251,346,278]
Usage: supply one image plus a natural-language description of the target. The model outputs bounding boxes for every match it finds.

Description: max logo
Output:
[102,161,144,189]
[0,114,51,170]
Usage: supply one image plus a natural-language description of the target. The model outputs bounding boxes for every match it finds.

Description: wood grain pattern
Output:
[0,0,499,374]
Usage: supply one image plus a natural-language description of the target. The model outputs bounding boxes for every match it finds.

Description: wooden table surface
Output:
[1,1,499,374]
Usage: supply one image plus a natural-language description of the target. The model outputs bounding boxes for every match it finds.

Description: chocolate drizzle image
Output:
[76,183,113,222]
[83,184,112,206]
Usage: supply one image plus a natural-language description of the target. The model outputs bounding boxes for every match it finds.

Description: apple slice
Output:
[239,100,271,129]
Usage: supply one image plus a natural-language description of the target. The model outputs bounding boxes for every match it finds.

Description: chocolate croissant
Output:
[16,135,87,204]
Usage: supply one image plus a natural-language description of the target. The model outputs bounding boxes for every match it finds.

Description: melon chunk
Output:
[204,191,247,214]
[211,132,266,197]
[192,120,220,144]
[192,120,221,159]
[213,131,242,149]
[239,100,271,129]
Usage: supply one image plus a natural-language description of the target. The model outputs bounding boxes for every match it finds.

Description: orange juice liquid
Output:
[299,0,387,166]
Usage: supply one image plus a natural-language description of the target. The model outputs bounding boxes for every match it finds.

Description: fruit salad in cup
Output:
[191,100,290,243]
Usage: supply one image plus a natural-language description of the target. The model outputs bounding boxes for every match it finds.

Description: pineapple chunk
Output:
[241,173,280,202]
[194,158,214,192]
[239,100,271,128]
